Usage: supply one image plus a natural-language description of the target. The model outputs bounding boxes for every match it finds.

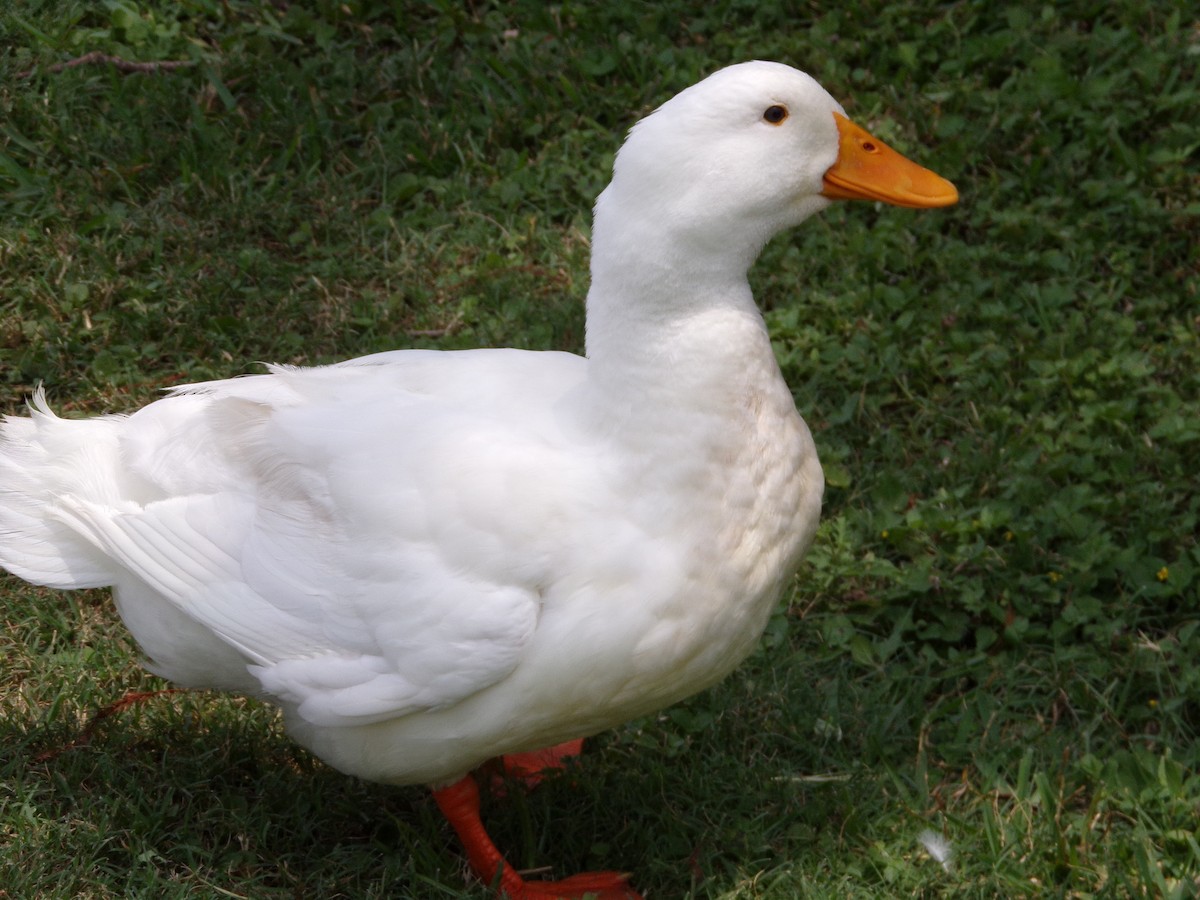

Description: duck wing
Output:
[33,349,592,728]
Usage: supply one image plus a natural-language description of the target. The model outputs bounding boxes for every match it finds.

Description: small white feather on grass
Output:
[918,829,954,873]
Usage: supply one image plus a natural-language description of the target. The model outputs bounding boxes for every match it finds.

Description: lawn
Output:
[2,1,1198,897]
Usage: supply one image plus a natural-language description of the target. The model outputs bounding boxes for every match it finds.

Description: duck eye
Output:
[763,104,788,125]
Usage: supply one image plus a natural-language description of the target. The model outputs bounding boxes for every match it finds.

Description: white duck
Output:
[0,61,956,899]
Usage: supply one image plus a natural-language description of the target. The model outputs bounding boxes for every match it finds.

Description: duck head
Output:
[593,60,958,270]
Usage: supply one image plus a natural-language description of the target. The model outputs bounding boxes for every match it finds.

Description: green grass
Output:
[2,1,1198,897]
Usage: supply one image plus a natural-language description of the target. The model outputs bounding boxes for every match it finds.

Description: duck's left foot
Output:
[432,773,642,900]
[508,870,642,899]
[35,689,185,761]
[497,737,585,790]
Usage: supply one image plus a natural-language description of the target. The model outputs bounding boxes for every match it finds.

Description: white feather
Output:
[918,829,954,872]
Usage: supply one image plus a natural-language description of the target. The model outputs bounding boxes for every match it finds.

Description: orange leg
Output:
[432,773,642,900]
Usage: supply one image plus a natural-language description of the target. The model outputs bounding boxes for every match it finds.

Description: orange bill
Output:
[822,112,958,208]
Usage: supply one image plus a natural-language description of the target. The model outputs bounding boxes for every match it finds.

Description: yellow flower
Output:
[1004,530,1014,542]
[881,529,889,539]
[1048,571,1062,584]
[1156,567,1169,582]
[1148,698,1159,709]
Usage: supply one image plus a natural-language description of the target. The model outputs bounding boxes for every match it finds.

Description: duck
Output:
[0,61,956,899]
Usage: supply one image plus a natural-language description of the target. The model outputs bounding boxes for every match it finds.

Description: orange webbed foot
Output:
[507,870,642,899]
[494,737,586,793]
[432,772,642,900]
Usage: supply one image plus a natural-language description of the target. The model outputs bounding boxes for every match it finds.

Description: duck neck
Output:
[583,190,770,393]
